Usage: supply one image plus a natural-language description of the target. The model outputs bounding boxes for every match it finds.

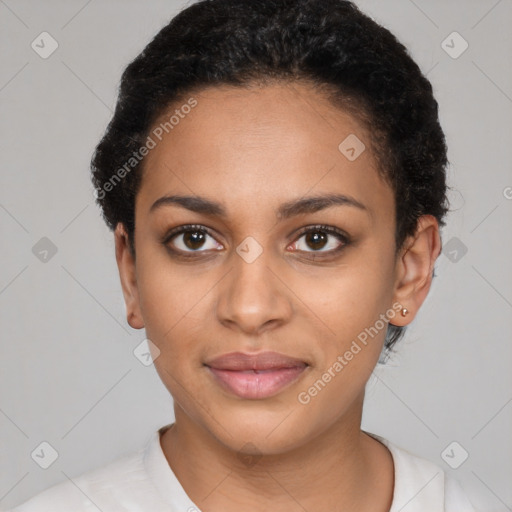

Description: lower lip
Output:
[207,366,307,399]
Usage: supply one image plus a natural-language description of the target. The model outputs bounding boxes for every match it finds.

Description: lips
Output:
[204,351,308,399]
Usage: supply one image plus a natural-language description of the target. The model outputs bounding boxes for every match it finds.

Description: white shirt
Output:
[9,425,477,511]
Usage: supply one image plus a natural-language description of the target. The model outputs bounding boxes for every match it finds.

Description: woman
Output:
[10,0,478,510]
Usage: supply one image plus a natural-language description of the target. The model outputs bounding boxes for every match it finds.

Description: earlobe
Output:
[391,215,442,327]
[114,223,145,330]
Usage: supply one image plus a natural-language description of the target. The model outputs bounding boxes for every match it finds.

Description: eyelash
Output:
[162,223,351,259]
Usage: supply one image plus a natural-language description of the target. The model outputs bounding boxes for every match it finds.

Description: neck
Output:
[160,395,394,512]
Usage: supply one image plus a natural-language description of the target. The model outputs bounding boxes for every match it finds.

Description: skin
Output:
[114,81,441,512]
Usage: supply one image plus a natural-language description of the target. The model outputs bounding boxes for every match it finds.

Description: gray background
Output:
[1,0,511,510]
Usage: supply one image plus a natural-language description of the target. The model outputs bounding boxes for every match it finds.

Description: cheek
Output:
[136,248,207,335]
[296,295,389,422]
[311,263,393,336]
[302,254,395,382]
[134,262,213,394]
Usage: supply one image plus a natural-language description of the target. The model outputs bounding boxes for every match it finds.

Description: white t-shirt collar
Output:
[143,424,447,512]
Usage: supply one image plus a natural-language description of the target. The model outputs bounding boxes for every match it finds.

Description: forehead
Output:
[136,82,393,221]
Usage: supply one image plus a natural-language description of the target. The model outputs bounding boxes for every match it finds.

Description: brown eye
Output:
[163,225,223,253]
[303,231,329,251]
[182,229,207,250]
[290,225,350,254]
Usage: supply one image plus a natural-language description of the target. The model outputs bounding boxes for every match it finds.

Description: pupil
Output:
[306,231,327,250]
[184,230,205,250]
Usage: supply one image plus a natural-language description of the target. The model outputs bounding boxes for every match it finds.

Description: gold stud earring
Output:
[401,307,409,317]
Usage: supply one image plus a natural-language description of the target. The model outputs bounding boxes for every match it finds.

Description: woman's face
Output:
[117,82,412,454]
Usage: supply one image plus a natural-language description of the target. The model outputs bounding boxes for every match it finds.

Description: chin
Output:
[201,401,322,456]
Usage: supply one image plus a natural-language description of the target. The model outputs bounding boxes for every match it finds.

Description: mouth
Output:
[204,351,309,400]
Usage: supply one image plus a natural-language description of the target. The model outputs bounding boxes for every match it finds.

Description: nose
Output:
[216,244,293,336]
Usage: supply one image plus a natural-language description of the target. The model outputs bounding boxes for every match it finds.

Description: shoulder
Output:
[444,474,478,512]
[8,448,152,512]
[366,432,478,512]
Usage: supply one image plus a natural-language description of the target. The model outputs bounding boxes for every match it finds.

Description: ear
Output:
[114,223,145,329]
[391,215,442,326]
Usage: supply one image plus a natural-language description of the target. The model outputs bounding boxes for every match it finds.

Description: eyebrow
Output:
[149,193,370,219]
